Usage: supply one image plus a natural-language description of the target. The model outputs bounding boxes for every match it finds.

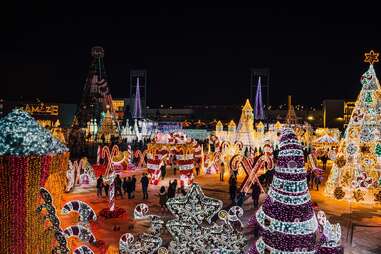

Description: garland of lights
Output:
[278,149,304,157]
[325,53,381,203]
[256,207,318,235]
[272,176,308,193]
[0,109,68,155]
[255,238,316,254]
[268,187,311,205]
[275,167,306,174]
[61,200,97,226]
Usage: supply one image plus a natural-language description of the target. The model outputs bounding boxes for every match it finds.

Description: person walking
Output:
[236,192,245,207]
[172,179,178,191]
[251,181,261,209]
[96,175,103,197]
[321,155,328,170]
[167,180,175,199]
[126,176,133,199]
[220,162,225,182]
[310,170,315,189]
[315,171,321,191]
[158,186,168,212]
[195,162,200,176]
[131,175,137,198]
[115,174,123,199]
[160,161,167,180]
[122,177,128,195]
[104,183,109,198]
[229,175,237,205]
[141,173,149,200]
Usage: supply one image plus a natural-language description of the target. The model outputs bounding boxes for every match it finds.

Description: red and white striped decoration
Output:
[175,149,194,187]
[96,145,102,165]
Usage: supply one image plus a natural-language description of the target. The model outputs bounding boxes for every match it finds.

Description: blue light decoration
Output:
[0,108,68,155]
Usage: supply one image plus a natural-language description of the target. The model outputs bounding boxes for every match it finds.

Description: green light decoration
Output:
[364,92,373,104]
[375,143,381,157]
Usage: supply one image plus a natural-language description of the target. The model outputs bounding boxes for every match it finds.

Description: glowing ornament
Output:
[166,183,247,253]
[364,50,379,65]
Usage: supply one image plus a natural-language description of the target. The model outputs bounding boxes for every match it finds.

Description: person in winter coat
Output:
[251,181,261,209]
[96,175,104,197]
[229,175,237,205]
[131,175,137,198]
[140,173,149,200]
[158,186,168,212]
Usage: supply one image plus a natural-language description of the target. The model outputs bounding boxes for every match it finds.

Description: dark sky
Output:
[1,3,380,107]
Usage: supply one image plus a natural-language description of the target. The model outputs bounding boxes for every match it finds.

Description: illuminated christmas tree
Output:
[250,128,343,254]
[325,51,381,203]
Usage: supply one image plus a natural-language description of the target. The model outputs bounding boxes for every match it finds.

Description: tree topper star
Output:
[364,50,379,65]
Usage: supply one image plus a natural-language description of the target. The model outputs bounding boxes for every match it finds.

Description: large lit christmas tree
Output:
[250,128,343,254]
[325,50,381,203]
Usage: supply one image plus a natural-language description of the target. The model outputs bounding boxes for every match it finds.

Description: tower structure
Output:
[286,95,298,125]
[254,76,265,120]
[133,78,143,119]
[236,99,256,148]
[130,70,147,118]
[77,46,114,127]
[250,69,270,110]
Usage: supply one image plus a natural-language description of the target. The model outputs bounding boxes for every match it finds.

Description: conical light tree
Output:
[325,51,381,203]
[251,128,319,253]
[250,128,344,254]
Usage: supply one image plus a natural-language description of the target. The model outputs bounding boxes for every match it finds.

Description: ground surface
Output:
[60,164,381,254]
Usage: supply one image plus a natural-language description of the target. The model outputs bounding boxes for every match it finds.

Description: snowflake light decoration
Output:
[166,183,247,253]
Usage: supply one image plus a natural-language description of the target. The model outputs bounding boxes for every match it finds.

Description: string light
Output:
[0,109,69,253]
[250,128,343,254]
[326,53,381,203]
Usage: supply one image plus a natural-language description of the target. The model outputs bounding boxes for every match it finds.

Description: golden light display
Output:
[364,50,379,65]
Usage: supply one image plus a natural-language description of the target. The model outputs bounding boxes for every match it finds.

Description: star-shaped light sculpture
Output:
[166,183,223,224]
[364,50,379,65]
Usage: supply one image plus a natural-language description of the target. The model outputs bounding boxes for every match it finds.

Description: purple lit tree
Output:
[254,76,265,120]
[250,128,343,254]
[133,77,142,119]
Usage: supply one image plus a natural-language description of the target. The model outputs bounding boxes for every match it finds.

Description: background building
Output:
[1,100,77,128]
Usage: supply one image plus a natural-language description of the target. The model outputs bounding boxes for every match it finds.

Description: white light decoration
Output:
[63,225,96,244]
[278,149,304,157]
[272,176,308,193]
[316,211,342,248]
[165,184,247,253]
[256,207,318,235]
[325,53,381,203]
[268,188,311,205]
[61,200,97,226]
[120,203,164,254]
[255,238,316,254]
[0,109,68,155]
[250,128,343,254]
[73,245,94,254]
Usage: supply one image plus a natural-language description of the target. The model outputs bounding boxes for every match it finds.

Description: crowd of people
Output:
[96,173,149,200]
[93,141,329,219]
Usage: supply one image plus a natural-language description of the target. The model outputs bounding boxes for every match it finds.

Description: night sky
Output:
[2,4,380,107]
